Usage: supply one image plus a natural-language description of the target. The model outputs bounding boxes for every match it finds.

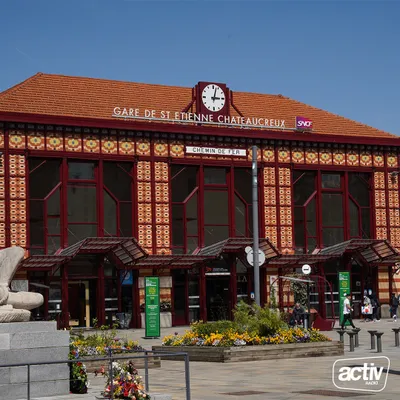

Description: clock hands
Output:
[211,88,217,102]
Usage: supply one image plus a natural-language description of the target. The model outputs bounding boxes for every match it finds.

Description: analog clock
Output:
[201,84,226,112]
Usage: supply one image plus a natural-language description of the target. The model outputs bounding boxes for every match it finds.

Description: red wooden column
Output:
[44,272,49,320]
[184,269,189,325]
[61,264,69,329]
[132,270,141,328]
[199,265,207,321]
[229,256,237,319]
[247,268,253,304]
[97,260,105,326]
[117,271,122,313]
[260,268,266,307]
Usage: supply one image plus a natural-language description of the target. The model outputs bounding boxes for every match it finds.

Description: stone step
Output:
[0,321,57,334]
[2,379,69,399]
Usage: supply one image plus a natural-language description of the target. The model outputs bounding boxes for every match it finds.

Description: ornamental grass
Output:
[162,301,331,347]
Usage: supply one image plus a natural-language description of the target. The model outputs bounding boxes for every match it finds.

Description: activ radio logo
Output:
[332,356,390,393]
[295,116,313,130]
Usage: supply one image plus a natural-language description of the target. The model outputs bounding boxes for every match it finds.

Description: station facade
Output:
[0,73,400,328]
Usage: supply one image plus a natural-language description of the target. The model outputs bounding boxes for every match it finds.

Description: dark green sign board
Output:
[145,276,160,338]
[338,271,351,326]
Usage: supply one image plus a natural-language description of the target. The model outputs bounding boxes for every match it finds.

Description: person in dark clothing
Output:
[391,293,399,322]
[290,302,305,326]
[369,291,380,321]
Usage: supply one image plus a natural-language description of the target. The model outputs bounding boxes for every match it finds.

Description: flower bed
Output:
[69,328,158,394]
[154,303,344,362]
[162,327,331,347]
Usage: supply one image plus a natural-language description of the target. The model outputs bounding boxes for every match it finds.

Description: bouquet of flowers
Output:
[69,360,88,394]
[103,361,150,400]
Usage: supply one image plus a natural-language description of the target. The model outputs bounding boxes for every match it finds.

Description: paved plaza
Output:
[27,319,400,400]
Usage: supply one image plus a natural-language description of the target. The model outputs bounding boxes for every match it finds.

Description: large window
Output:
[28,158,135,254]
[171,165,254,254]
[293,170,372,253]
[29,159,62,255]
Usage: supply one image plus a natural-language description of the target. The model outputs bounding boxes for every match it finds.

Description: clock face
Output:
[201,84,226,112]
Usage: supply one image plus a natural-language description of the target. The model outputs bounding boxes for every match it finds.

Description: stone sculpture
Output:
[0,246,43,322]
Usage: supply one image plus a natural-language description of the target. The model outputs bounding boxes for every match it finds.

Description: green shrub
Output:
[191,320,236,337]
[233,301,287,336]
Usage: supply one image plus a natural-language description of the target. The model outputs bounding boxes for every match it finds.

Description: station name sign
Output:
[186,146,247,157]
[112,107,286,129]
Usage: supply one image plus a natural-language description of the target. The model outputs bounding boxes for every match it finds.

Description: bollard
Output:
[392,328,400,347]
[352,328,361,348]
[375,332,384,353]
[336,329,346,343]
[368,330,377,350]
[347,332,356,352]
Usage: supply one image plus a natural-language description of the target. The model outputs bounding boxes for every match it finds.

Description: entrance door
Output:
[173,270,187,326]
[68,281,92,328]
[206,277,230,321]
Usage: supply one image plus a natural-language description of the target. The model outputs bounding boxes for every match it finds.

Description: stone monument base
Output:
[0,321,70,399]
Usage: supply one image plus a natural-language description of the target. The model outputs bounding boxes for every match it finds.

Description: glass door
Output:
[173,270,188,326]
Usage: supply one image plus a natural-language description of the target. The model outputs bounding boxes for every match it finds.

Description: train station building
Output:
[1,73,400,328]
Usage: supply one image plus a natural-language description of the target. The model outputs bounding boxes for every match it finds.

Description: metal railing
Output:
[0,350,191,400]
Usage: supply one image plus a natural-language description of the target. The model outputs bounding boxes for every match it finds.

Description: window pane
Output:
[119,202,132,237]
[68,224,98,245]
[172,248,184,255]
[248,205,253,235]
[235,195,246,236]
[234,168,252,204]
[171,166,198,202]
[29,200,44,246]
[322,228,344,247]
[348,173,370,207]
[68,162,95,180]
[204,226,229,246]
[104,190,117,236]
[186,193,198,235]
[172,205,184,246]
[322,194,343,226]
[306,198,317,236]
[307,238,317,254]
[294,222,305,250]
[204,191,229,224]
[47,218,60,235]
[204,167,226,185]
[104,162,132,201]
[322,174,341,189]
[293,172,316,205]
[68,186,97,222]
[47,236,60,255]
[47,188,60,217]
[29,160,60,199]
[349,199,359,237]
[361,208,371,239]
[187,237,199,254]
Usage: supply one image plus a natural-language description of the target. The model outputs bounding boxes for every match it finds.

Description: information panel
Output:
[145,276,160,338]
[338,271,351,326]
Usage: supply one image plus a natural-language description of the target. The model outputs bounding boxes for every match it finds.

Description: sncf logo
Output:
[332,357,390,393]
[295,116,313,129]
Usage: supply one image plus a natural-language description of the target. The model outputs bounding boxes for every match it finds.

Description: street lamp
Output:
[252,145,260,306]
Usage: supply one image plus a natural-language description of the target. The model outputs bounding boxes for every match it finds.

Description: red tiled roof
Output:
[0,72,395,138]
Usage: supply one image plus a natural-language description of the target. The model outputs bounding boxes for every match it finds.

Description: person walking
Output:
[341,293,356,330]
[390,293,399,322]
[369,290,380,322]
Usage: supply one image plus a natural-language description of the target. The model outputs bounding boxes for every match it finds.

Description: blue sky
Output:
[1,0,399,135]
